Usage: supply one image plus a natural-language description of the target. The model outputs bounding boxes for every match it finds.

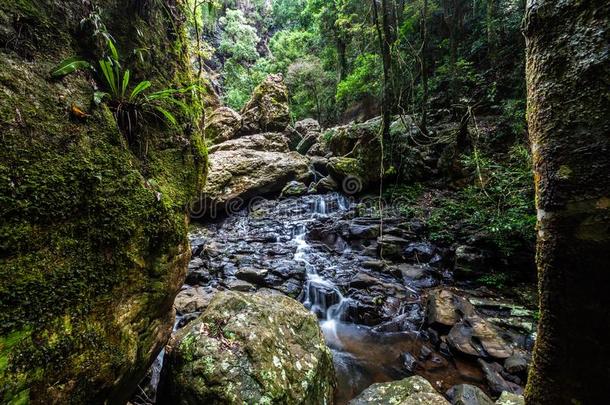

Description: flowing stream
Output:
[142,192,518,403]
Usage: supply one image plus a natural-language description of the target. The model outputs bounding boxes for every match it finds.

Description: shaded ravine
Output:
[142,192,533,403]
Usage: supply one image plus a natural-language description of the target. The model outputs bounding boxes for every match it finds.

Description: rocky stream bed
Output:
[137,192,535,404]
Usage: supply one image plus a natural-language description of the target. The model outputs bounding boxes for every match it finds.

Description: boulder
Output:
[159,291,335,404]
[281,181,308,197]
[197,134,310,215]
[296,132,319,155]
[315,176,339,193]
[0,1,204,402]
[426,289,474,329]
[204,106,242,144]
[350,376,449,405]
[477,360,523,396]
[294,118,321,135]
[495,392,525,405]
[174,287,217,315]
[446,384,494,405]
[241,74,291,134]
[236,267,269,285]
[447,316,514,359]
[283,126,303,150]
[503,354,528,375]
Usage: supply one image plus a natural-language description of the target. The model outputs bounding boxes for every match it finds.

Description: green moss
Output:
[0,0,206,402]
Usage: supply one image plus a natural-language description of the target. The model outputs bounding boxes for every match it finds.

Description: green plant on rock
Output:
[50,37,200,142]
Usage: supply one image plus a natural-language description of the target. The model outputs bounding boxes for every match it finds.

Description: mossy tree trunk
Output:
[524,1,610,403]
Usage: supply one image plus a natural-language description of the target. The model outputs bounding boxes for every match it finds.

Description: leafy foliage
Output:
[50,37,200,141]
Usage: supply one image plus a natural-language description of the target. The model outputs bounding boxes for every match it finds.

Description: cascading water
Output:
[295,194,353,343]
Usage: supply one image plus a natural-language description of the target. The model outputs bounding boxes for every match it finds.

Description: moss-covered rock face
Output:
[159,291,336,404]
[349,376,449,405]
[0,1,205,403]
[240,74,291,135]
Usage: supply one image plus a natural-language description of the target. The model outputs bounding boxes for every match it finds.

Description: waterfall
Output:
[294,194,353,342]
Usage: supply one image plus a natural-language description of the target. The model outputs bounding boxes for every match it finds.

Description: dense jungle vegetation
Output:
[0,0,608,404]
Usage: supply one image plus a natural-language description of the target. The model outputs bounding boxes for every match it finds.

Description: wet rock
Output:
[378,235,410,259]
[402,352,418,373]
[350,222,380,239]
[188,257,204,270]
[276,278,303,298]
[503,354,528,375]
[310,156,330,175]
[176,312,200,329]
[404,241,437,262]
[349,375,450,405]
[316,176,338,193]
[478,360,523,396]
[283,126,302,150]
[204,106,242,144]
[426,289,474,329]
[280,180,308,197]
[225,279,255,292]
[447,316,514,359]
[235,267,269,285]
[307,142,328,157]
[185,268,211,285]
[361,260,386,270]
[240,74,291,134]
[160,291,335,404]
[350,272,383,288]
[495,391,525,405]
[446,384,494,405]
[296,132,319,155]
[294,118,321,135]
[174,287,218,315]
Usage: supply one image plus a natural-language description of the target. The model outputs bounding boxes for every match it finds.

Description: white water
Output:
[295,194,353,344]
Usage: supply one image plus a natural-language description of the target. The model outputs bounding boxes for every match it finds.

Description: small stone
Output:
[402,352,418,373]
[281,181,308,197]
[226,279,255,292]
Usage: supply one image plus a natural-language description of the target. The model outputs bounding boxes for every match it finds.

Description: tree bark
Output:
[420,0,429,135]
[524,1,610,404]
[372,0,392,138]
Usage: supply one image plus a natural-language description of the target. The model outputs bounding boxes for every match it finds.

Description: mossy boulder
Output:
[196,133,310,216]
[159,291,335,404]
[204,106,242,144]
[240,74,291,134]
[349,376,449,405]
[0,1,204,402]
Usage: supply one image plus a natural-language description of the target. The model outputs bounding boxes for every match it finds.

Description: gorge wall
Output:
[0,1,205,402]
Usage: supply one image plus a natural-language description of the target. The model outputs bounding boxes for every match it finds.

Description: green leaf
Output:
[129,81,151,102]
[50,57,90,78]
[154,106,178,127]
[93,91,110,105]
[121,70,130,98]
[107,38,119,63]
[99,60,117,97]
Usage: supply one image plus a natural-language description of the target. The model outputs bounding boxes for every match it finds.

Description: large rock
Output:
[495,392,524,405]
[447,316,514,359]
[350,376,449,405]
[0,1,204,403]
[241,74,291,134]
[159,291,335,404]
[197,133,310,215]
[447,384,494,405]
[294,118,321,135]
[204,106,242,144]
[426,289,474,329]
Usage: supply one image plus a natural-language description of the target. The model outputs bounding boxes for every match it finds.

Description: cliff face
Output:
[0,1,205,403]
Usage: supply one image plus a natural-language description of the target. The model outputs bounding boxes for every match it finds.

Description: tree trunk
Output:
[373,0,392,138]
[524,1,610,404]
[420,0,429,135]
